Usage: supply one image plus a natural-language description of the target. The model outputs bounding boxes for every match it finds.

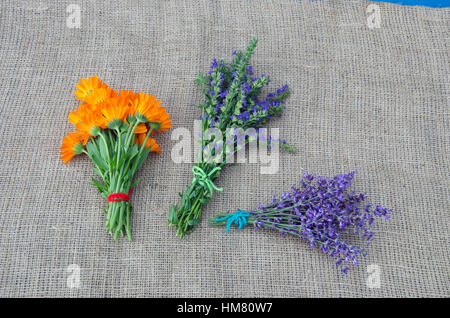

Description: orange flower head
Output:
[102,96,130,129]
[128,92,172,133]
[60,131,88,164]
[75,108,107,137]
[74,76,108,101]
[82,87,116,106]
[118,90,139,121]
[134,123,148,134]
[134,133,162,153]
[128,92,158,122]
[118,90,138,102]
[148,106,172,133]
[68,103,97,126]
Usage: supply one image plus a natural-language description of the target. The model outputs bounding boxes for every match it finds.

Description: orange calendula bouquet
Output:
[60,76,171,241]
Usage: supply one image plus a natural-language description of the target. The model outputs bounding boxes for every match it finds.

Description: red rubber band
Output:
[107,188,133,202]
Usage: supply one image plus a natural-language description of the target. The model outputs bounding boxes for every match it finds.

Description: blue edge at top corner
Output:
[369,0,450,8]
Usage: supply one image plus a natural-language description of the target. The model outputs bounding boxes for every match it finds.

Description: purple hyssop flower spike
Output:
[176,39,296,239]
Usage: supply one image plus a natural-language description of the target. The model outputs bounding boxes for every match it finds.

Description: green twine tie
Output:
[215,210,251,232]
[192,166,223,198]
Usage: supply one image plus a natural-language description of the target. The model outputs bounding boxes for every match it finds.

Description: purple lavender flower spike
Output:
[210,171,391,274]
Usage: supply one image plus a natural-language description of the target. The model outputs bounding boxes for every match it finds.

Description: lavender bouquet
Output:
[210,171,391,274]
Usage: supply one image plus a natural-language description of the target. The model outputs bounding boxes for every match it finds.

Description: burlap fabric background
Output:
[0,0,448,297]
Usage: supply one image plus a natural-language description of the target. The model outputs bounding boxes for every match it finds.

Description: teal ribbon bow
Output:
[192,166,223,198]
[215,210,251,232]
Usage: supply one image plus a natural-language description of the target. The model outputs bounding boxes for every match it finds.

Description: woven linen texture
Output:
[0,0,448,297]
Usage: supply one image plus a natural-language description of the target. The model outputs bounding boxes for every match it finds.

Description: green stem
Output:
[115,129,122,168]
[125,120,141,147]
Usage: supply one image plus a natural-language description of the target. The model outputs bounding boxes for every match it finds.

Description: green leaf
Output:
[169,205,179,224]
[86,141,107,171]
[195,74,206,86]
[187,219,200,226]
[91,177,106,194]
[130,177,141,189]
[92,167,103,179]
